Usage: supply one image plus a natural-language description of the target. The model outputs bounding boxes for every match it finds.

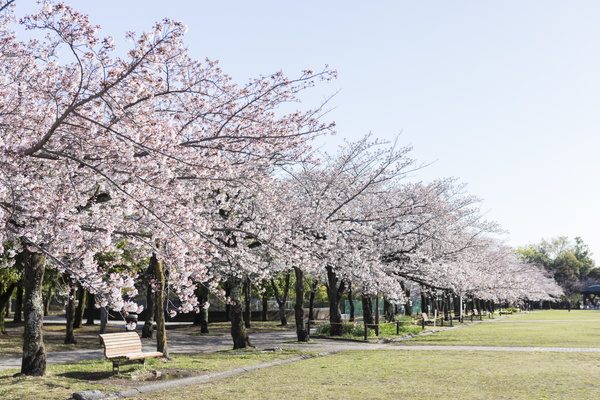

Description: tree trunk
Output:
[153,254,168,358]
[0,283,17,334]
[453,295,461,319]
[443,294,450,321]
[43,285,52,317]
[261,291,268,322]
[243,277,252,329]
[401,282,411,315]
[420,292,428,314]
[21,250,47,376]
[271,273,290,326]
[85,291,95,325]
[73,286,86,329]
[326,266,345,336]
[100,307,107,334]
[224,284,231,322]
[0,303,6,335]
[13,284,23,323]
[64,280,77,345]
[308,280,318,322]
[4,293,10,318]
[347,283,355,322]
[362,294,374,328]
[293,267,309,342]
[384,298,394,323]
[229,276,253,349]
[142,259,156,339]
[193,284,209,334]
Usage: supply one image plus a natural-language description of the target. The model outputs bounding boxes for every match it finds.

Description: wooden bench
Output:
[99,332,163,373]
[420,312,435,328]
[469,309,485,321]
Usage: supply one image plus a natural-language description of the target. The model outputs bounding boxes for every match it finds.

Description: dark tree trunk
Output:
[420,292,428,314]
[229,276,253,349]
[384,298,394,323]
[64,281,77,345]
[73,285,86,329]
[362,294,374,328]
[293,267,309,342]
[43,285,51,317]
[100,307,107,334]
[401,281,411,315]
[85,291,95,325]
[0,305,6,335]
[21,250,47,376]
[261,291,268,322]
[271,273,290,326]
[224,284,231,322]
[0,283,17,334]
[193,284,209,334]
[153,254,168,358]
[4,293,9,317]
[326,266,345,336]
[13,284,23,323]
[308,280,318,322]
[443,294,450,321]
[347,283,355,322]
[453,295,461,319]
[243,277,252,329]
[142,259,156,339]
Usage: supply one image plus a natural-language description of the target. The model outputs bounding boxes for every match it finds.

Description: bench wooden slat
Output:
[99,332,163,373]
[123,351,164,360]
[101,337,142,344]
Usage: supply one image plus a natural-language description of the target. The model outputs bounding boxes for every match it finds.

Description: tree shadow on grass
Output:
[57,371,114,381]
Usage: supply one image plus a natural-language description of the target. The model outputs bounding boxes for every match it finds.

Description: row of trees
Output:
[0,1,562,376]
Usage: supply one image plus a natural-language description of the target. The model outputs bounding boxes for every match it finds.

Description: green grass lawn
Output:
[3,310,600,400]
[510,309,600,320]
[398,310,600,347]
[131,350,600,400]
[0,349,309,400]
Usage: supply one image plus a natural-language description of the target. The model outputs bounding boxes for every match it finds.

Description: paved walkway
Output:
[0,329,388,371]
[4,323,600,371]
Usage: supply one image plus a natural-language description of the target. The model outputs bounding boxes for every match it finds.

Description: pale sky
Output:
[14,1,600,262]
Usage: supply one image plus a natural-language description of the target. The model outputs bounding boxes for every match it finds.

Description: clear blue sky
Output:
[15,1,600,262]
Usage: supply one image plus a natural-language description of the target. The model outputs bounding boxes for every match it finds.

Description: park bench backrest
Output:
[99,332,143,358]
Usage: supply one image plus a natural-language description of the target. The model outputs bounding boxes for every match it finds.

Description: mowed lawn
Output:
[3,310,600,400]
[398,309,600,347]
[130,310,600,400]
[132,351,600,400]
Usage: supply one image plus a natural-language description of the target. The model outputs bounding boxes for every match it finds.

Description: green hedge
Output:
[315,315,422,339]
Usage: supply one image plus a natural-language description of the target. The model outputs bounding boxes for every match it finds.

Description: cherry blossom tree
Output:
[277,135,420,336]
[378,180,563,313]
[0,0,335,372]
[279,141,562,337]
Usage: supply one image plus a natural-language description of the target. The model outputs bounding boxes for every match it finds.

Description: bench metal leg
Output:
[112,358,146,374]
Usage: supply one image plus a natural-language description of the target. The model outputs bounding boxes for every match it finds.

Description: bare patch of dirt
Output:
[58,368,203,388]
